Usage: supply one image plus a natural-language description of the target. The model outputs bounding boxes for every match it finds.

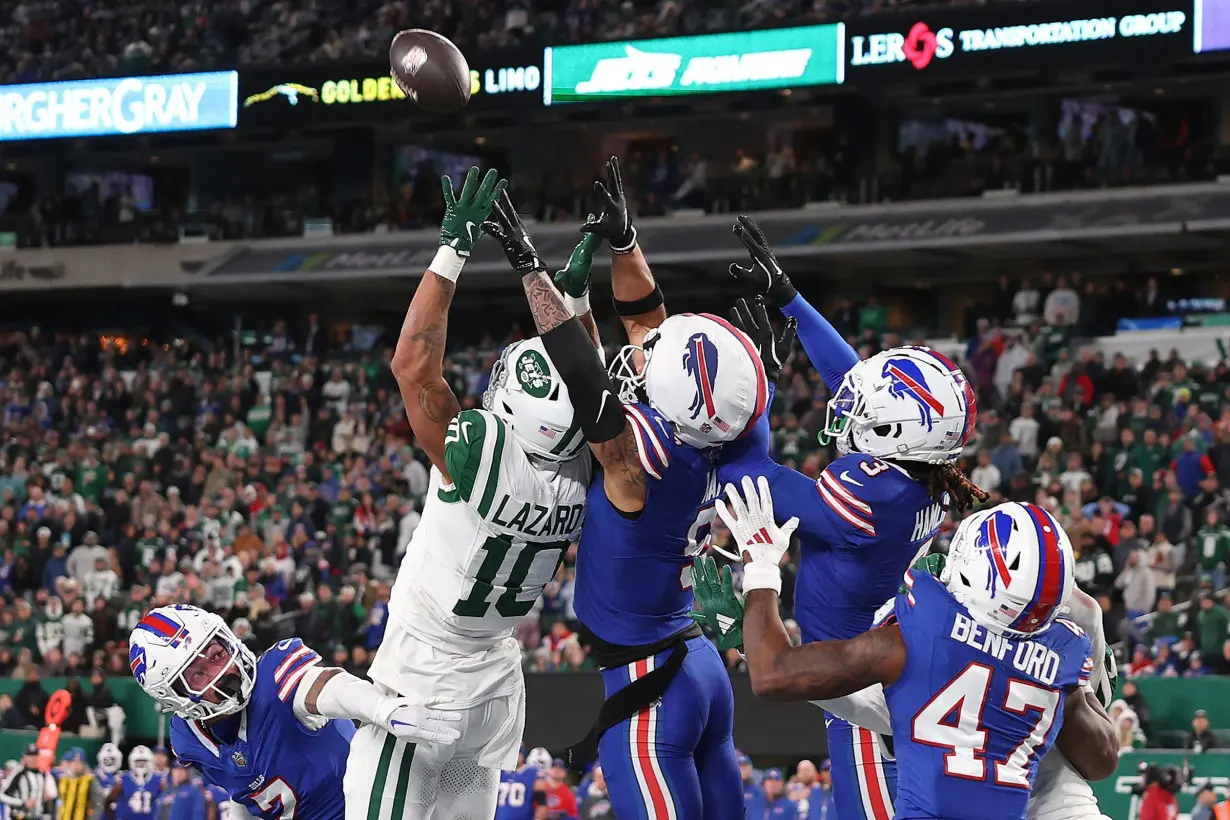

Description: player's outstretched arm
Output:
[391,167,506,477]
[485,188,648,513]
[717,475,906,700]
[295,665,461,745]
[582,156,666,346]
[728,215,858,391]
[1055,688,1118,781]
[553,231,605,354]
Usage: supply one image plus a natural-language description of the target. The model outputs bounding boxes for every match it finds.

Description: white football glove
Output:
[714,475,799,595]
[373,696,462,745]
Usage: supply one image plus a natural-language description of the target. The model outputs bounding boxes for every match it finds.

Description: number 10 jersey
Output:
[379,408,589,704]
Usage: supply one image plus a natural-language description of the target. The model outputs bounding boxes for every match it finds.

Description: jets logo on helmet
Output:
[882,357,944,431]
[942,502,1074,638]
[683,332,731,434]
[515,349,552,399]
[976,509,1014,596]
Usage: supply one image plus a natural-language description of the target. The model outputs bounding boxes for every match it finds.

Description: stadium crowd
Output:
[0,264,1223,749]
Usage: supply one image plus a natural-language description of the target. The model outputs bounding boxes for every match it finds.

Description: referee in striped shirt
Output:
[0,746,52,820]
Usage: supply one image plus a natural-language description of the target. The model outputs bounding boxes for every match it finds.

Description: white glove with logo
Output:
[373,696,462,745]
[714,475,799,595]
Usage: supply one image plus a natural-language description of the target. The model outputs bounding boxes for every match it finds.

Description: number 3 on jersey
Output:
[453,535,569,618]
[911,663,1061,788]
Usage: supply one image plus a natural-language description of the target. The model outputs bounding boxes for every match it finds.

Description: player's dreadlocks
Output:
[910,462,989,514]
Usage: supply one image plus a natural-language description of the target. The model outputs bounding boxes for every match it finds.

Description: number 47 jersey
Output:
[886,572,1093,820]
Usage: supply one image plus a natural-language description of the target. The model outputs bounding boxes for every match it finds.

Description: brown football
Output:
[389,29,472,113]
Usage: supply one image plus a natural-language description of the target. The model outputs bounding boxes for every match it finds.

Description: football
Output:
[389,29,472,113]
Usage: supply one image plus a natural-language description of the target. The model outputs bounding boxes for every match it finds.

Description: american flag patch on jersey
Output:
[538,426,557,439]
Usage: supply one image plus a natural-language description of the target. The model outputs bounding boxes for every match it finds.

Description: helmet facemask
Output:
[609,329,660,406]
[165,624,255,722]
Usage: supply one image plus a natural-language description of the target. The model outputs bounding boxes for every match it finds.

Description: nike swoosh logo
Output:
[465,221,477,243]
[460,421,472,442]
[840,470,863,486]
[596,390,612,423]
[825,718,834,728]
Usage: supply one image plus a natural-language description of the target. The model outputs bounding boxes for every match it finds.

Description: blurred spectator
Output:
[1188,709,1220,753]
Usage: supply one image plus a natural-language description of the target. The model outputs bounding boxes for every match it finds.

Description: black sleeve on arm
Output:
[614,283,664,316]
[540,318,627,443]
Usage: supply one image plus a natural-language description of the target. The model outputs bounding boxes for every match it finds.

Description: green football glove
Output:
[901,552,946,593]
[439,167,506,257]
[1094,645,1118,710]
[689,555,745,652]
[553,229,603,299]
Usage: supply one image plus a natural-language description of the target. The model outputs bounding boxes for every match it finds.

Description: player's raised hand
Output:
[728,215,797,306]
[439,167,506,258]
[375,696,462,745]
[482,188,544,274]
[729,297,797,382]
[716,475,799,567]
[554,226,603,299]
[581,156,637,253]
[688,555,745,652]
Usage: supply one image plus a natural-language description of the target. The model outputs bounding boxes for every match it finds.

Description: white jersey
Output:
[389,408,590,653]
[1028,753,1109,820]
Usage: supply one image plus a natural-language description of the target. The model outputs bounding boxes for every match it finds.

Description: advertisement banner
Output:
[543,24,844,104]
[238,48,545,125]
[1195,0,1230,51]
[846,0,1192,79]
[0,71,238,141]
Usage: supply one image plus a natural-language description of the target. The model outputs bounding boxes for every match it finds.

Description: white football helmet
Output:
[942,502,1075,638]
[609,313,767,448]
[483,337,585,462]
[97,743,122,773]
[128,605,256,722]
[823,346,976,465]
[128,746,153,775]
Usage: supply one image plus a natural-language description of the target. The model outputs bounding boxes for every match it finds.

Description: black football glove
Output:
[729,297,797,383]
[482,188,544,274]
[581,156,637,254]
[729,215,797,306]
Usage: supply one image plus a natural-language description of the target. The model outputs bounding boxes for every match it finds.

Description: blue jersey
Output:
[886,573,1093,820]
[94,768,119,791]
[495,767,541,820]
[170,638,355,820]
[743,781,766,819]
[114,772,163,820]
[574,403,720,645]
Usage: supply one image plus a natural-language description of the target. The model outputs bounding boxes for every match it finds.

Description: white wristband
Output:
[741,560,782,596]
[565,291,591,316]
[429,246,466,283]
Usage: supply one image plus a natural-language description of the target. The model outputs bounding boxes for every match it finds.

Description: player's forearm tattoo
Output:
[745,589,902,701]
[419,380,461,424]
[521,271,574,335]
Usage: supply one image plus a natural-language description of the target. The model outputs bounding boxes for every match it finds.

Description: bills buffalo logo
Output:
[683,332,729,432]
[136,611,189,648]
[976,510,1014,595]
[882,358,945,431]
[129,645,148,685]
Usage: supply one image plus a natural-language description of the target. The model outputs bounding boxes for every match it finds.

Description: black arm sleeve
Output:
[540,318,628,444]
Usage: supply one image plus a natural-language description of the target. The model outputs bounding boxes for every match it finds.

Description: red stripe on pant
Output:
[631,658,671,817]
[855,728,892,820]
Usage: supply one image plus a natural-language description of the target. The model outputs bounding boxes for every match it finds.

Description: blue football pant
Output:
[826,716,896,820]
[597,636,742,820]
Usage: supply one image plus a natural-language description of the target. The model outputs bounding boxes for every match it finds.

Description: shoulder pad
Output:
[624,403,678,481]
[443,409,508,514]
[257,637,321,703]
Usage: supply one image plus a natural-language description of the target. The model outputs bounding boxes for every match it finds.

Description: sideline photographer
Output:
[1133,761,1190,820]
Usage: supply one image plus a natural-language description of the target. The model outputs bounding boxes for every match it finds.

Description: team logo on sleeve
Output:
[882,357,945,431]
[516,350,554,399]
[136,611,189,647]
[683,332,730,433]
[976,510,1014,595]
